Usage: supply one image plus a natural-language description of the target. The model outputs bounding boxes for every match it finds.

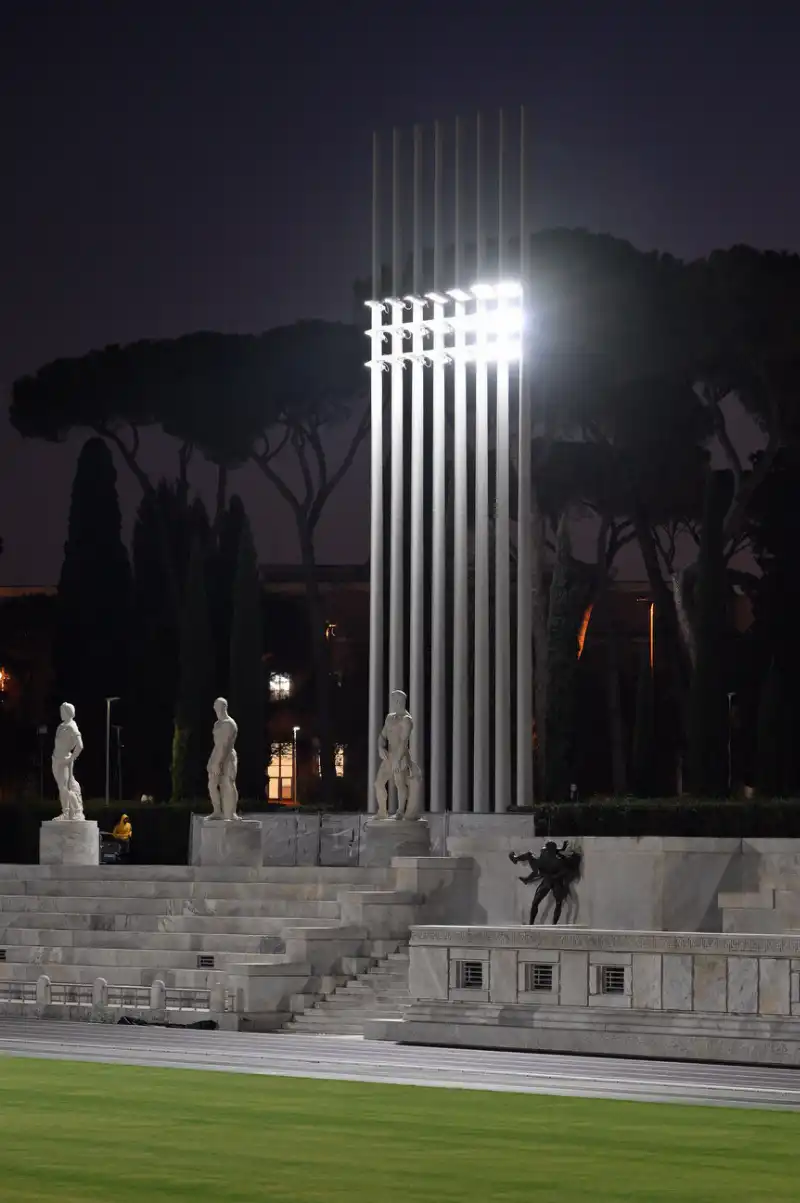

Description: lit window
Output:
[269,673,292,700]
[0,667,8,693]
[317,744,346,778]
[267,742,294,801]
[325,622,337,640]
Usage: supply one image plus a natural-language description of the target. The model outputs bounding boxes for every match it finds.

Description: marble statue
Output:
[374,689,422,820]
[207,697,239,820]
[52,702,85,821]
[510,841,582,925]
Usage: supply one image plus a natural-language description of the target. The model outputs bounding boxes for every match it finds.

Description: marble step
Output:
[342,978,407,994]
[0,928,283,954]
[0,946,287,970]
[0,880,355,901]
[0,913,340,935]
[284,1020,367,1035]
[0,896,341,918]
[323,995,410,1011]
[0,963,245,987]
[0,866,394,885]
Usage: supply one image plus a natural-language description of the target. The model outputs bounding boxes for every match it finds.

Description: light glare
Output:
[496,280,523,298]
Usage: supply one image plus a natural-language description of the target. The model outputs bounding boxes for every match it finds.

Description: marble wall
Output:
[408,926,800,1016]
[392,926,800,1065]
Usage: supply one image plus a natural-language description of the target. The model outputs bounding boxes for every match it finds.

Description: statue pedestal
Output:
[197,819,263,867]
[362,819,430,867]
[40,820,99,866]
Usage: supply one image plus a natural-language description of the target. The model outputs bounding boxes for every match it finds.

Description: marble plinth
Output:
[362,819,430,867]
[197,819,263,867]
[39,821,100,866]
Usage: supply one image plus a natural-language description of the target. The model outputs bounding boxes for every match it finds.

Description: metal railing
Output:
[0,976,235,1015]
[107,985,150,1009]
[50,983,94,1007]
[0,982,36,1004]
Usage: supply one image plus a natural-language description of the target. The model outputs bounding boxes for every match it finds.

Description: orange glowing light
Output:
[649,602,655,671]
[576,604,594,660]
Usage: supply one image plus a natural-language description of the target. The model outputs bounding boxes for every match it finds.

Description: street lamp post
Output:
[105,697,120,806]
[292,726,300,804]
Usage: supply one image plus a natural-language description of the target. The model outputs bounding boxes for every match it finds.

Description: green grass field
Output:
[0,1057,797,1202]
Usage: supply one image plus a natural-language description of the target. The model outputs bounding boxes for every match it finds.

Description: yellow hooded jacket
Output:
[112,815,132,841]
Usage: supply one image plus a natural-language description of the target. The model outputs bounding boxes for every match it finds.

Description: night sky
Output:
[2,0,798,585]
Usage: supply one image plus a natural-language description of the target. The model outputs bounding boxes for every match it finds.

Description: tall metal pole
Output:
[473,113,491,812]
[494,109,511,813]
[105,696,119,806]
[516,105,534,810]
[409,124,426,808]
[430,120,447,813]
[367,131,384,812]
[389,129,404,699]
[451,116,469,813]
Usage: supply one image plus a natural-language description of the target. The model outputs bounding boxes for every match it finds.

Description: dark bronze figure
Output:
[509,840,582,925]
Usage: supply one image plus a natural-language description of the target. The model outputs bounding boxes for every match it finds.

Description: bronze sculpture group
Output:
[510,840,582,925]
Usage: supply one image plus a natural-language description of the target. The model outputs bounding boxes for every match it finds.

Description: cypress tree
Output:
[127,485,181,800]
[229,512,265,799]
[54,438,131,796]
[171,537,214,800]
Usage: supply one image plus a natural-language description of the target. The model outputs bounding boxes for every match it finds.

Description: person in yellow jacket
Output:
[112,814,132,842]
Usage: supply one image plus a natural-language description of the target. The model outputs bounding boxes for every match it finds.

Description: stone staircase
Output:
[284,948,411,1035]
[0,864,395,994]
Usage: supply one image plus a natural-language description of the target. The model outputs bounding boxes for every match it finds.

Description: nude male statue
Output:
[207,697,239,820]
[374,689,422,820]
[52,702,85,821]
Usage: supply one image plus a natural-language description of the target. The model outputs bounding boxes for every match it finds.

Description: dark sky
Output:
[1,0,798,584]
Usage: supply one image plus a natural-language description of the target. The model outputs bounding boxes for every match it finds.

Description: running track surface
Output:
[0,1020,798,1110]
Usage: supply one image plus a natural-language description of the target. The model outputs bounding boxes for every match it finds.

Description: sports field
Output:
[0,1056,796,1201]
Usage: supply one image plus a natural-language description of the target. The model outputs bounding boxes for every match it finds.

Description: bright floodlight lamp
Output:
[365,280,524,367]
[495,280,523,298]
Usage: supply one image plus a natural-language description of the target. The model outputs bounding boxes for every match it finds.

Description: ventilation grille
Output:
[455,960,484,990]
[526,963,554,992]
[197,955,215,970]
[0,949,6,962]
[600,965,626,995]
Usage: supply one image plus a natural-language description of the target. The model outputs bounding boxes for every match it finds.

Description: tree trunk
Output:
[297,520,336,803]
[544,517,586,801]
[605,631,627,795]
[630,647,655,797]
[215,464,228,530]
[686,471,733,797]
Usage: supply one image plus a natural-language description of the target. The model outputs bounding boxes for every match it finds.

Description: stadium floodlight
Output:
[366,280,524,368]
[495,280,523,298]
